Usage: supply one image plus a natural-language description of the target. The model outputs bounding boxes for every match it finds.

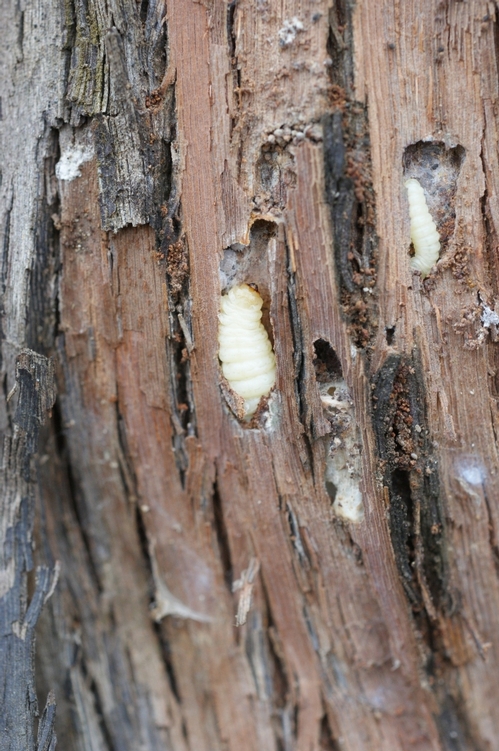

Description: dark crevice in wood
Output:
[285,502,310,567]
[322,108,377,349]
[324,0,378,351]
[302,604,320,653]
[50,397,103,595]
[164,222,188,304]
[255,572,294,746]
[227,0,237,61]
[149,139,173,232]
[1,351,57,751]
[435,693,482,751]
[327,0,354,98]
[27,127,61,356]
[154,622,182,705]
[35,690,57,751]
[385,325,396,345]
[211,474,233,591]
[244,610,274,703]
[319,711,341,751]
[114,402,140,511]
[139,0,149,27]
[389,468,417,598]
[286,286,315,466]
[143,2,168,91]
[113,411,184,717]
[0,191,13,374]
[1,190,12,296]
[323,112,356,295]
[61,0,76,55]
[17,9,25,59]
[181,719,189,745]
[167,309,195,487]
[481,485,499,579]
[14,352,57,467]
[87,674,115,751]
[286,248,308,432]
[372,353,449,614]
[133,499,155,607]
[369,352,479,740]
[313,339,343,382]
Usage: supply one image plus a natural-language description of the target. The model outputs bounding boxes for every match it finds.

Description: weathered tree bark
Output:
[1,351,57,751]
[2,0,499,749]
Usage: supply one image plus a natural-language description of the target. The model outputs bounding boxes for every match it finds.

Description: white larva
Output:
[218,284,276,418]
[405,178,441,277]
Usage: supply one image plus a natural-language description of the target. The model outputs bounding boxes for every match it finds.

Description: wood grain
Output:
[3,0,499,749]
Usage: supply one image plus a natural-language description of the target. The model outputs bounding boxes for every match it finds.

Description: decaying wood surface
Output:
[1,350,57,751]
[2,0,499,749]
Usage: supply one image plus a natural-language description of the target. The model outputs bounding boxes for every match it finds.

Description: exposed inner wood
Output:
[1,1,499,750]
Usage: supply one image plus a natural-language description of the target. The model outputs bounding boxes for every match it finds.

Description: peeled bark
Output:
[2,1,499,750]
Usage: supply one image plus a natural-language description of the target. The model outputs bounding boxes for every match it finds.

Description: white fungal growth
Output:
[55,145,93,182]
[405,178,441,277]
[278,17,305,47]
[218,284,276,418]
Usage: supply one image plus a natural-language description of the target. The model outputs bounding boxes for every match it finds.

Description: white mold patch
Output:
[481,303,499,329]
[55,126,94,182]
[456,457,486,487]
[278,17,305,47]
[56,144,94,182]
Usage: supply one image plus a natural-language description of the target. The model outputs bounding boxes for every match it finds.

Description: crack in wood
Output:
[211,473,233,592]
[372,352,449,616]
[28,128,61,356]
[323,110,377,349]
[49,397,104,595]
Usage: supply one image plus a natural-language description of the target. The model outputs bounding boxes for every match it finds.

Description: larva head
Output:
[404,177,423,194]
[226,284,263,310]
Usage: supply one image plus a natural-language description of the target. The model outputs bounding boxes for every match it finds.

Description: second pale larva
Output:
[405,178,441,277]
[218,284,276,418]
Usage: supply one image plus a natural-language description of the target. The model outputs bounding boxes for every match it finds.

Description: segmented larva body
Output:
[218,284,276,417]
[405,178,441,277]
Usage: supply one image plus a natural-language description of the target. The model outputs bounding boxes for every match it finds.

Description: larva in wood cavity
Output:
[405,178,441,277]
[218,284,276,418]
